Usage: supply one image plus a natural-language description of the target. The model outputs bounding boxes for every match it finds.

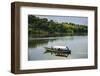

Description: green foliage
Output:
[28,15,88,37]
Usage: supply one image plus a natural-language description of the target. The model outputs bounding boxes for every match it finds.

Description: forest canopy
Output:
[28,15,88,37]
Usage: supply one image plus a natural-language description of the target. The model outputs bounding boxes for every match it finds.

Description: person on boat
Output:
[66,46,69,50]
[58,48,61,51]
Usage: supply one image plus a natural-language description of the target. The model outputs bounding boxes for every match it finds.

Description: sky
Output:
[36,15,88,25]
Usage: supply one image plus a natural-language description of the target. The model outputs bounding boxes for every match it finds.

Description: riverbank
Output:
[29,33,87,38]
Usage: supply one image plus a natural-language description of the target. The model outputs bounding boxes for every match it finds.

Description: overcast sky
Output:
[35,15,88,25]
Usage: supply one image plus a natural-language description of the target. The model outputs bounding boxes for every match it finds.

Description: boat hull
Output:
[45,47,71,54]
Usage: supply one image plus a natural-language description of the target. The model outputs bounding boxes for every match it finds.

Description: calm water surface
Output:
[28,36,88,61]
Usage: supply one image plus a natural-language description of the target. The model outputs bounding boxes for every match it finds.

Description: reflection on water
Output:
[44,50,70,58]
[28,36,88,61]
[28,38,57,48]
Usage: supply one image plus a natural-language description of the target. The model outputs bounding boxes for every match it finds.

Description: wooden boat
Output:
[44,46,71,54]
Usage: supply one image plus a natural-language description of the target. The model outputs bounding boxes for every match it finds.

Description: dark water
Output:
[28,36,88,61]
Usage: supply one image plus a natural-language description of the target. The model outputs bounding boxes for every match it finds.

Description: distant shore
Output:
[29,33,87,38]
[28,15,88,38]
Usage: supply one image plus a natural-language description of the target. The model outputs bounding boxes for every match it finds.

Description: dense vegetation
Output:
[28,15,88,37]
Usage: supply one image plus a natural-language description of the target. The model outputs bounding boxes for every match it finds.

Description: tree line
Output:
[28,15,88,37]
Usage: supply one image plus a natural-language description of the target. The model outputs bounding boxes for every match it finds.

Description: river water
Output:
[28,36,88,61]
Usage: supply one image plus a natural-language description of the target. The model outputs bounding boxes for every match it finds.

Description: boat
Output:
[44,46,71,54]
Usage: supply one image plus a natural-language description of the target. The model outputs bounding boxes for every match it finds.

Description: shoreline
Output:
[29,33,87,38]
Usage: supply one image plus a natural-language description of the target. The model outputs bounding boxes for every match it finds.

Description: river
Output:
[28,36,88,61]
